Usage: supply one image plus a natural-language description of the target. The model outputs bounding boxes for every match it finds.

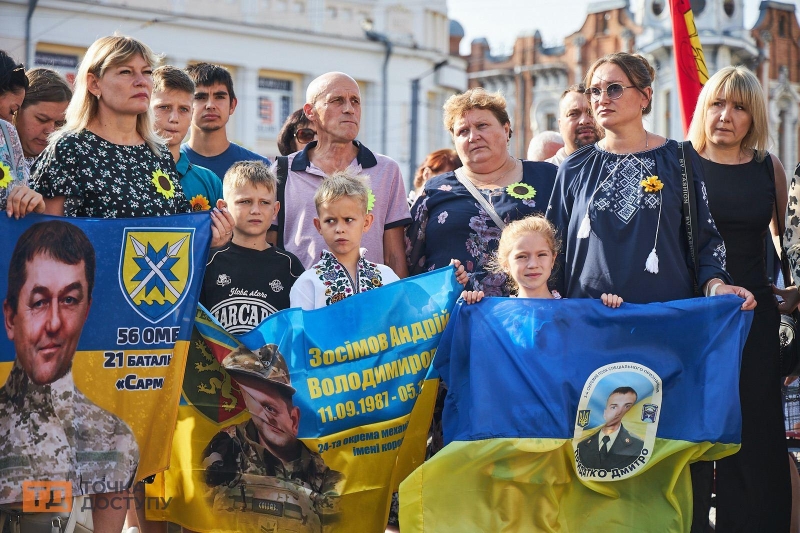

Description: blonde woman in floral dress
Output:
[31,35,233,533]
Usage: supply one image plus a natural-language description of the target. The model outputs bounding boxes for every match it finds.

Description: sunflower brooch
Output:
[0,162,12,189]
[640,176,664,193]
[506,182,537,200]
[190,194,211,211]
[151,169,176,199]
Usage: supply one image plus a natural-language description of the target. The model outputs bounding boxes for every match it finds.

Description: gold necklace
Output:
[465,157,518,188]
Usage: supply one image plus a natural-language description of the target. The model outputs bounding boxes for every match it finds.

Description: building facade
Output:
[464,0,800,173]
[1,0,468,189]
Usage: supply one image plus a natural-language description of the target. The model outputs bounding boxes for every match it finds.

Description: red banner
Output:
[670,0,709,136]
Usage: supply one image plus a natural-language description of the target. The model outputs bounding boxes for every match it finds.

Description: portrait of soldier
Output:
[577,386,645,470]
[203,344,345,533]
[0,220,140,505]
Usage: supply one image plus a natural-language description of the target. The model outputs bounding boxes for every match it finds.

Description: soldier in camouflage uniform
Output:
[203,344,344,533]
[0,221,139,507]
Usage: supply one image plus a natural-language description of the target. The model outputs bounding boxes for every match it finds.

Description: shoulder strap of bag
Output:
[679,141,701,295]
[454,167,506,230]
[766,152,793,286]
[276,156,288,249]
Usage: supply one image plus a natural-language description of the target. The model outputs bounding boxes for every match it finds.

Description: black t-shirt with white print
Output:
[201,243,304,334]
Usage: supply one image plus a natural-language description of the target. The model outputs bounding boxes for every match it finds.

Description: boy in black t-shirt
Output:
[201,160,304,333]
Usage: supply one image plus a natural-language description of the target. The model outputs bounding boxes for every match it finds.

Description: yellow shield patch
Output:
[119,228,194,323]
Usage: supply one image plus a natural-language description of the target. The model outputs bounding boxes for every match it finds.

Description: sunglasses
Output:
[585,83,636,101]
[295,128,316,144]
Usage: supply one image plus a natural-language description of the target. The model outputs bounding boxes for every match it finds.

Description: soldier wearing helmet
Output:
[202,344,344,533]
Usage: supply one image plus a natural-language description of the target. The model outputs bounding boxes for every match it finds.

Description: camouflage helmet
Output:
[222,344,296,395]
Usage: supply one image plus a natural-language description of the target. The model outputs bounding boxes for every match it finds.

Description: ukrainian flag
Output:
[400,296,752,532]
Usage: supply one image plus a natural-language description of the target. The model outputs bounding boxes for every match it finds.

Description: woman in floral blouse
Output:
[0,50,45,217]
[32,36,232,245]
[30,34,232,533]
[405,88,557,296]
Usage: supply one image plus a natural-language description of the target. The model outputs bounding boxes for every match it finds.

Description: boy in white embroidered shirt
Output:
[290,170,465,310]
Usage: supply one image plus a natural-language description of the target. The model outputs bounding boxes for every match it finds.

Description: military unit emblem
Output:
[120,228,194,323]
[641,403,658,423]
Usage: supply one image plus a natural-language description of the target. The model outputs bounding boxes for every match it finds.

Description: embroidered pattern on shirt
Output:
[602,156,658,224]
[314,250,384,306]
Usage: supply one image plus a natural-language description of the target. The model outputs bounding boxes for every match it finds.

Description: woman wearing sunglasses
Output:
[547,53,755,529]
[688,66,791,532]
[277,108,317,156]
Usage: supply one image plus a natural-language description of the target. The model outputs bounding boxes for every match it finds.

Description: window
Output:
[690,0,706,15]
[723,0,735,17]
[597,13,608,34]
[546,113,557,132]
[652,0,664,16]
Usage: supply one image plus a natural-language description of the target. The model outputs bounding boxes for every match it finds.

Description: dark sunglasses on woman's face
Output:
[295,128,317,144]
[585,83,636,101]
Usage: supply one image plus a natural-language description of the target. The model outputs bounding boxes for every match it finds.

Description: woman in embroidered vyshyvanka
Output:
[545,52,756,531]
[687,65,792,533]
[405,88,557,296]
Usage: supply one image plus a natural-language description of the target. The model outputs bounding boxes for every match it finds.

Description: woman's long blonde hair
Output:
[55,35,164,155]
[688,66,769,162]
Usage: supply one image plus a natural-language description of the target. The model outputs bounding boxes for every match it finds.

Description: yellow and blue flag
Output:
[148,268,461,532]
[400,295,752,532]
[0,213,210,504]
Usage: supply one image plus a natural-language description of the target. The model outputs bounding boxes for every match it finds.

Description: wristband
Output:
[709,282,722,297]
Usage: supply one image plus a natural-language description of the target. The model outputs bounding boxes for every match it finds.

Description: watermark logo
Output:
[22,481,72,512]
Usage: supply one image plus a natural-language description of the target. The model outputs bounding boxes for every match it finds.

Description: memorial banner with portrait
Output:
[147,268,461,533]
[400,296,753,533]
[0,213,210,506]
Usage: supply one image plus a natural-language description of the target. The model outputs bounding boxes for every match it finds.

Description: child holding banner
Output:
[462,215,623,307]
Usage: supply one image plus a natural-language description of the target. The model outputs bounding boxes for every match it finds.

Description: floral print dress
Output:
[405,160,557,296]
[32,130,189,217]
[0,119,30,208]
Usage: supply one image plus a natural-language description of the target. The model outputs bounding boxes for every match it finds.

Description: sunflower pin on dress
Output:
[0,162,13,189]
[151,169,176,199]
[506,182,536,200]
[640,175,664,274]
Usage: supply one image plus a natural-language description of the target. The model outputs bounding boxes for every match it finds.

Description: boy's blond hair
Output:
[223,160,277,199]
[313,170,370,214]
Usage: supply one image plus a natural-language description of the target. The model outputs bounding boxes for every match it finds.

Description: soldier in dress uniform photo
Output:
[0,220,139,505]
[202,343,344,533]
[577,386,645,470]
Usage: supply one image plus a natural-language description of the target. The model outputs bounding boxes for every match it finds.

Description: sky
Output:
[446,0,800,56]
